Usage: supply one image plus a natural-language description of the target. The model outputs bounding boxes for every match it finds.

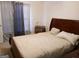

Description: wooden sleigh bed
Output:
[10,18,79,58]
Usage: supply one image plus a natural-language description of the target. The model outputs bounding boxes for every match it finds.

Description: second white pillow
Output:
[56,31,79,45]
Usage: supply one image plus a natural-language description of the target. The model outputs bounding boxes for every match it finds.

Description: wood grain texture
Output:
[11,38,23,58]
[50,18,79,34]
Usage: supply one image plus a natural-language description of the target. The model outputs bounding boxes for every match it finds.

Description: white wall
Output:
[22,1,79,32]
[43,1,79,31]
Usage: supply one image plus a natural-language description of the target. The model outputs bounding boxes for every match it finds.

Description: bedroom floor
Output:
[0,40,13,58]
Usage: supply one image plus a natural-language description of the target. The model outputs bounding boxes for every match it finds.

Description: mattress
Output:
[13,32,74,58]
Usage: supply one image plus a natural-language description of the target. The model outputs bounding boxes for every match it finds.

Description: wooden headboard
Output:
[49,18,79,35]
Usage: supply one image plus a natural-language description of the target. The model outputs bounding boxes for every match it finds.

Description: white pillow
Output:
[50,27,60,35]
[56,31,79,45]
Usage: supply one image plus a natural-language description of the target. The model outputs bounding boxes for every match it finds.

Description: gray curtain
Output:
[1,1,30,37]
[13,2,25,36]
[1,1,14,35]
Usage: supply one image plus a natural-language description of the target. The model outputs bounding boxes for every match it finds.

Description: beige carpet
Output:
[0,40,12,58]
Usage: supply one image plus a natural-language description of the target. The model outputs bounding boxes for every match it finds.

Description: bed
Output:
[10,18,79,58]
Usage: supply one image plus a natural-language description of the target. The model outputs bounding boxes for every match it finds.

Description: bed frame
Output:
[50,18,79,34]
[10,18,79,58]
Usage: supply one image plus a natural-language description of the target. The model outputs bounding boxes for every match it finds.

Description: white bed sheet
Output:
[13,32,74,58]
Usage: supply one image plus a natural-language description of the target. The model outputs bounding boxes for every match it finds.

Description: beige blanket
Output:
[13,32,74,58]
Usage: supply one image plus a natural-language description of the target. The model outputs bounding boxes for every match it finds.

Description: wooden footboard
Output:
[10,37,23,58]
